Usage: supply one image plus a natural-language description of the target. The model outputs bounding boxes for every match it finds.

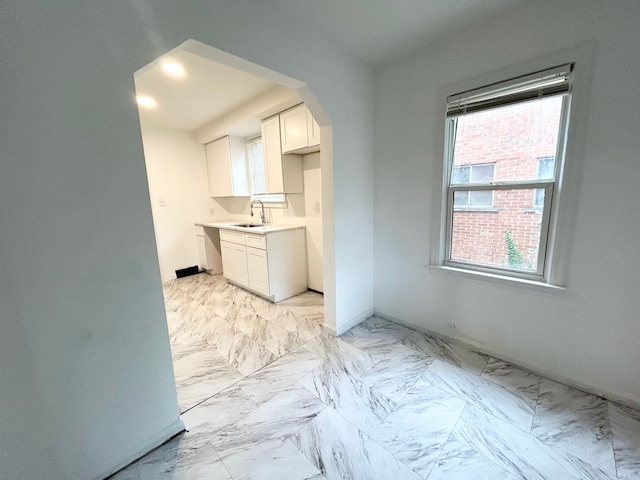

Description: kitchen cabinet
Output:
[196,235,208,270]
[206,136,249,197]
[218,227,306,302]
[307,108,321,147]
[220,240,249,287]
[195,225,222,274]
[261,115,303,194]
[279,104,320,154]
[246,247,269,296]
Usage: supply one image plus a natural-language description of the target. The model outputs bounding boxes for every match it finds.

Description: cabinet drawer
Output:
[245,234,266,250]
[220,229,245,245]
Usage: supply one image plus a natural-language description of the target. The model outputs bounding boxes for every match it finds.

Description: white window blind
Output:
[446,64,573,117]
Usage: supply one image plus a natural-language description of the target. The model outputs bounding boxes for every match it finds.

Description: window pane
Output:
[452,96,563,182]
[533,188,545,208]
[536,156,555,179]
[248,138,266,194]
[469,190,493,206]
[452,166,470,184]
[470,164,495,182]
[453,191,469,206]
[450,189,542,272]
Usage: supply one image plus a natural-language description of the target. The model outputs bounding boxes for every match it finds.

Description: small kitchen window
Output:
[441,64,573,282]
[246,136,285,204]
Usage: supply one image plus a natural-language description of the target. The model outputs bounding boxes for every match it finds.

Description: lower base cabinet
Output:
[219,227,306,302]
[195,225,223,274]
[246,247,269,296]
[220,241,249,287]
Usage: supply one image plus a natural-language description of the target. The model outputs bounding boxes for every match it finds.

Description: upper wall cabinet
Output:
[206,136,249,197]
[279,104,321,154]
[261,116,303,194]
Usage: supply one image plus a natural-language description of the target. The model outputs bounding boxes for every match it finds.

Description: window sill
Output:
[429,265,565,293]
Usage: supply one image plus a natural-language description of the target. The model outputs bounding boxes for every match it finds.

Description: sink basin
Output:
[233,223,263,228]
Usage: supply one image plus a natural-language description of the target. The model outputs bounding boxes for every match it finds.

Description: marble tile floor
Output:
[111,273,640,480]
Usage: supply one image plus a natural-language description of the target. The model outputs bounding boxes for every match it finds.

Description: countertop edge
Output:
[195,221,304,234]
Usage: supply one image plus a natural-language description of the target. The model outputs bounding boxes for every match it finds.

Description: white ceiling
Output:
[266,0,529,65]
[135,1,529,132]
[134,49,280,132]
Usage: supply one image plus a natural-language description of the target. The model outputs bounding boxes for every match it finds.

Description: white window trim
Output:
[438,65,573,284]
[252,193,287,205]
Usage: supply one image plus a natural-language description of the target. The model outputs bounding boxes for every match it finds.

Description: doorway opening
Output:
[133,39,332,413]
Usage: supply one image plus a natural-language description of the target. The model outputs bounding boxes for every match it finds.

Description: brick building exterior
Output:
[450,96,563,270]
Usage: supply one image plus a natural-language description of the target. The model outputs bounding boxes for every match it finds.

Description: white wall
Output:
[0,273,61,480]
[0,1,373,478]
[374,0,640,406]
[140,123,225,281]
[303,153,324,292]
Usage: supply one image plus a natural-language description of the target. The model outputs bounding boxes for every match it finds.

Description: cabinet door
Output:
[220,241,236,281]
[232,244,249,287]
[196,235,209,270]
[206,137,233,197]
[306,108,320,147]
[261,116,284,194]
[280,104,308,153]
[221,240,249,287]
[247,247,270,296]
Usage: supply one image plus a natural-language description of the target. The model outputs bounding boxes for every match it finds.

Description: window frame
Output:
[452,163,496,209]
[441,65,573,283]
[533,156,555,208]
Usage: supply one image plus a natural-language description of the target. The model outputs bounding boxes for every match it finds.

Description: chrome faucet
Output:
[250,199,266,225]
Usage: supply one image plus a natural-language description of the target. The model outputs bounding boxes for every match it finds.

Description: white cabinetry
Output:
[261,116,303,194]
[195,225,222,274]
[246,247,269,296]
[206,136,249,197]
[220,240,249,287]
[219,227,306,302]
[196,234,208,270]
[307,108,321,147]
[279,104,320,154]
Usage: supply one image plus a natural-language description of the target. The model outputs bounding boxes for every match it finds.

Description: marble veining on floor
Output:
[110,273,640,480]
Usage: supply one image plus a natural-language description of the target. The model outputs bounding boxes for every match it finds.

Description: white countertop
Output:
[196,220,304,235]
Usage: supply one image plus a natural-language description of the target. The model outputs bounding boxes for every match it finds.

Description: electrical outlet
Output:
[209,208,215,215]
[314,201,321,213]
[158,198,166,207]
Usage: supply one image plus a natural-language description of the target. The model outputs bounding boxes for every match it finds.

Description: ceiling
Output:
[134,1,529,132]
[134,49,280,132]
[266,0,529,65]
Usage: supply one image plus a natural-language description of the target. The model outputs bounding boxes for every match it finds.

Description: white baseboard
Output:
[333,308,373,336]
[374,310,640,412]
[84,419,185,480]
[323,324,337,336]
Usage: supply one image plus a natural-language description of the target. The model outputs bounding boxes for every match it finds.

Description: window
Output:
[246,137,285,203]
[452,163,495,208]
[533,156,555,208]
[442,64,573,280]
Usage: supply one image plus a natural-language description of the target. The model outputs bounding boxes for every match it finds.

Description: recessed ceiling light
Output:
[162,62,186,78]
[136,95,157,108]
